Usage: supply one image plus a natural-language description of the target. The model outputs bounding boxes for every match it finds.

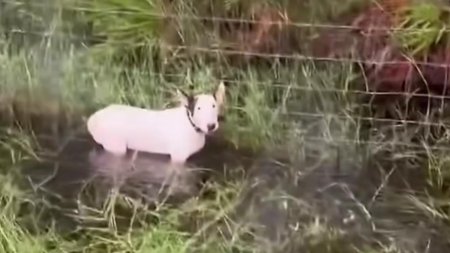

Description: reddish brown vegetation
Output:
[218,6,299,63]
[351,5,421,93]
[159,3,300,64]
[162,0,450,97]
[313,0,450,97]
[302,0,450,125]
[235,7,293,56]
[377,0,410,23]
[421,46,450,94]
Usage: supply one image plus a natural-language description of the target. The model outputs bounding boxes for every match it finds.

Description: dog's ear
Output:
[213,81,226,107]
[176,88,191,107]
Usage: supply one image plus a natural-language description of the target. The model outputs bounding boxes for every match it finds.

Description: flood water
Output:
[16,127,450,252]
[21,130,255,232]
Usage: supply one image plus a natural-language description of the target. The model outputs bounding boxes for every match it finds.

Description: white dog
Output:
[87,82,226,165]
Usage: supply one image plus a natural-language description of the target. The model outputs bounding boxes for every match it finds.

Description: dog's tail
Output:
[86,112,98,137]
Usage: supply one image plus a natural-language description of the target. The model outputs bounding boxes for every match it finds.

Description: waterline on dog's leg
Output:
[157,161,185,199]
[100,138,127,156]
[129,150,139,172]
[102,143,127,156]
[168,160,185,174]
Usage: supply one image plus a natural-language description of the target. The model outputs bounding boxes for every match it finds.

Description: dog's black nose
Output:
[207,124,216,131]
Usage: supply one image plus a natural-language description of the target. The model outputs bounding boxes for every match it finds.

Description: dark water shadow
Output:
[21,131,255,233]
[230,143,450,253]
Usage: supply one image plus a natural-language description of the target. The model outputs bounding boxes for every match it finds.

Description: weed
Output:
[394,1,449,56]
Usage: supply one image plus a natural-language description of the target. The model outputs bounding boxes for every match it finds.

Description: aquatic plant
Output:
[394,2,448,56]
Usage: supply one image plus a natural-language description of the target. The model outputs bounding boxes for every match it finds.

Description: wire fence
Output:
[3,0,450,152]
[3,0,450,33]
[6,28,450,67]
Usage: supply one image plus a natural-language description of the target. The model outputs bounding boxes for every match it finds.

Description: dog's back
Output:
[87,104,188,155]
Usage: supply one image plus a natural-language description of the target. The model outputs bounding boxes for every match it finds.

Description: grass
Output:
[2,0,450,252]
[0,44,369,252]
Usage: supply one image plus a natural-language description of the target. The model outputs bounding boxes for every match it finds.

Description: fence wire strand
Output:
[6,29,450,69]
[5,0,450,33]
[6,29,450,102]
[3,1,450,153]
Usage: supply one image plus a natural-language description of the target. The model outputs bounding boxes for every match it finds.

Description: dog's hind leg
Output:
[102,139,127,156]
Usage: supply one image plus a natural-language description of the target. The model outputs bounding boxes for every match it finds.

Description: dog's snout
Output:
[207,123,216,131]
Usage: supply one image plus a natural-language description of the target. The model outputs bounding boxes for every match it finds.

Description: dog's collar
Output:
[185,107,203,133]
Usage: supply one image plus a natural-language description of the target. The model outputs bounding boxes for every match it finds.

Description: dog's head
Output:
[177,81,226,134]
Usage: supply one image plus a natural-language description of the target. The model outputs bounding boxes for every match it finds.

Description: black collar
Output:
[185,106,203,133]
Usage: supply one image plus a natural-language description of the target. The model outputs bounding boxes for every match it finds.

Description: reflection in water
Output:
[87,147,201,204]
[234,146,450,252]
[22,137,212,232]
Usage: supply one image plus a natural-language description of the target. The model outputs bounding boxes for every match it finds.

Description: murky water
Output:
[231,144,450,252]
[14,125,450,252]
[20,130,254,232]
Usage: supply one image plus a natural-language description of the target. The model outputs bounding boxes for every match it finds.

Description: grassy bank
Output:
[2,0,450,252]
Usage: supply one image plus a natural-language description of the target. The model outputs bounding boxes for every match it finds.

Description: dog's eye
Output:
[212,104,216,108]
[197,107,201,110]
